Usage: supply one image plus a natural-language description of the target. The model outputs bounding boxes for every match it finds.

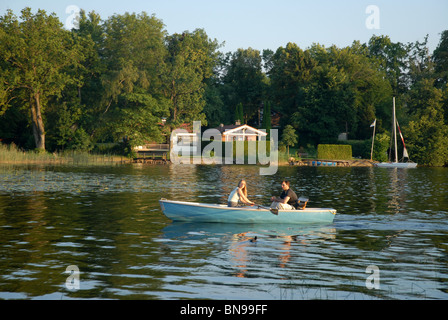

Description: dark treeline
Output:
[1,8,447,165]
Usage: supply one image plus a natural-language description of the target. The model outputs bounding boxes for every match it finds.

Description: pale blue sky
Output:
[1,0,447,53]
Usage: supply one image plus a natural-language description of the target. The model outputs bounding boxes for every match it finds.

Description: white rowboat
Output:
[159,199,337,224]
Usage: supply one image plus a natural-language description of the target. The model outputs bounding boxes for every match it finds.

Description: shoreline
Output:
[2,159,445,168]
[0,158,376,167]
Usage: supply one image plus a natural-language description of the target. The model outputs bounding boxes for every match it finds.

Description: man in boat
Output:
[228,179,255,207]
[270,180,298,210]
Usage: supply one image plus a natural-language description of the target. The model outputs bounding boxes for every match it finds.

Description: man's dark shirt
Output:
[280,188,298,207]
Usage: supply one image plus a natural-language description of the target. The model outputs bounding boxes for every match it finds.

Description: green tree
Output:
[45,11,103,152]
[161,29,220,129]
[368,35,409,96]
[269,42,391,145]
[235,102,244,124]
[281,125,298,158]
[372,132,390,162]
[203,51,228,128]
[405,78,448,166]
[203,81,226,128]
[332,42,392,139]
[46,86,93,152]
[261,101,271,133]
[433,30,448,88]
[0,8,84,151]
[98,12,169,151]
[223,48,265,124]
[72,10,107,139]
[268,42,316,120]
[406,35,435,89]
[289,44,355,145]
[433,30,448,125]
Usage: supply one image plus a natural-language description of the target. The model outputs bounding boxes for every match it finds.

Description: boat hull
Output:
[159,199,336,224]
[375,162,417,168]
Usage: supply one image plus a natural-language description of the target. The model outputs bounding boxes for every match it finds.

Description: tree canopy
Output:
[0,8,84,150]
[1,7,447,166]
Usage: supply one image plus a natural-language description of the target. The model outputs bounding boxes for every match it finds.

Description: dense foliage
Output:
[1,8,447,165]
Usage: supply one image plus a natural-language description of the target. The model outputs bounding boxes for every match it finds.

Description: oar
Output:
[257,205,279,215]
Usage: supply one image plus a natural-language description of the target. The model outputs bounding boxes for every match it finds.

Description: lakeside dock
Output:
[289,159,376,167]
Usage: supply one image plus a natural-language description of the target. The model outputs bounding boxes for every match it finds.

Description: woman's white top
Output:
[228,187,240,203]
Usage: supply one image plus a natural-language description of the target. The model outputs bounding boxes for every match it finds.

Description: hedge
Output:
[317,144,352,160]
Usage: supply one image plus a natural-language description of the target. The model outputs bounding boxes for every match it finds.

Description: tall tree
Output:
[281,124,298,159]
[405,78,448,166]
[223,48,265,124]
[433,30,448,125]
[161,29,220,129]
[368,35,409,96]
[268,42,316,120]
[72,10,107,137]
[328,42,392,139]
[406,35,435,87]
[45,10,103,152]
[235,102,244,124]
[269,42,391,144]
[433,30,448,88]
[202,51,228,128]
[98,12,169,149]
[0,8,84,151]
[261,101,271,133]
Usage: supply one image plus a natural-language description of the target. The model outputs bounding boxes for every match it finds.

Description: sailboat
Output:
[375,97,417,168]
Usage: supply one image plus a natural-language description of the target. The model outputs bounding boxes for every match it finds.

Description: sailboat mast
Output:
[393,97,398,163]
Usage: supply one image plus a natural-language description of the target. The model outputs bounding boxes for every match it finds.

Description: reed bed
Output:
[0,143,124,166]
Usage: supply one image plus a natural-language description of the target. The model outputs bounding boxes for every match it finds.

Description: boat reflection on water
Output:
[160,222,336,278]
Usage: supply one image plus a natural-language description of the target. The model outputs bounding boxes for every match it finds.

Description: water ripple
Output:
[0,164,447,300]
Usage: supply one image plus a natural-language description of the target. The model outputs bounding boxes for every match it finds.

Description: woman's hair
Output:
[238,179,248,197]
[282,180,290,187]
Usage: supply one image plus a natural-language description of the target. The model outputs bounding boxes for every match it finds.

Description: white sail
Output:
[403,147,409,159]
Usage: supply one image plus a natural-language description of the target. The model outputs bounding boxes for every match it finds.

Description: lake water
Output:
[0,163,447,300]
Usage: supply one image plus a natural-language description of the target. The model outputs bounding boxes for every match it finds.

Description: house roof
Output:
[216,124,240,134]
[217,124,267,136]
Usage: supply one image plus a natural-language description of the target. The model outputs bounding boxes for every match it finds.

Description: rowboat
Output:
[159,199,337,224]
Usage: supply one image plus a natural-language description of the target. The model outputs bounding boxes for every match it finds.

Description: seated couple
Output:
[227,179,300,210]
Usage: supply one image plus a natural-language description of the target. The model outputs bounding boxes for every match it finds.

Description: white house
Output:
[216,123,268,142]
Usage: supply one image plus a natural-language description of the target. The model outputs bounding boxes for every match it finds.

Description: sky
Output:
[1,0,448,54]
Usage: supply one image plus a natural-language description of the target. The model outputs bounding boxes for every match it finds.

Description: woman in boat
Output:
[228,179,255,207]
[270,180,298,210]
